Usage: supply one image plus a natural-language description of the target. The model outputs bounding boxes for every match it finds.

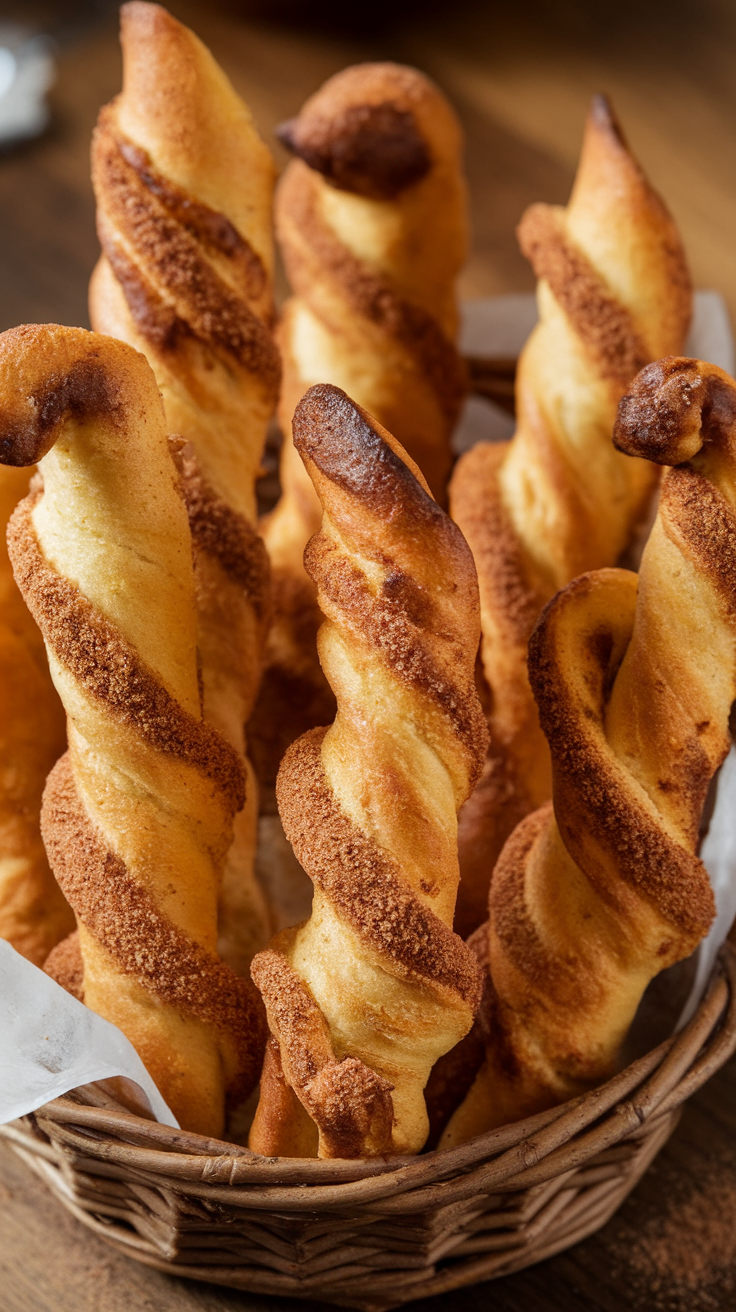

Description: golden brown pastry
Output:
[0,467,71,964]
[251,62,468,800]
[1,324,264,1137]
[451,95,692,937]
[442,356,734,1147]
[249,384,487,1159]
[89,0,279,973]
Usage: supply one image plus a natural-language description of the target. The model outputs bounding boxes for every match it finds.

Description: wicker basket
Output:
[3,943,735,1312]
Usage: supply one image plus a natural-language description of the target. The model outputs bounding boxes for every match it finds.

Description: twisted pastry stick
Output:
[0,325,264,1137]
[0,467,71,964]
[251,62,468,799]
[442,356,736,1146]
[90,1,279,972]
[249,385,488,1159]
[451,95,692,937]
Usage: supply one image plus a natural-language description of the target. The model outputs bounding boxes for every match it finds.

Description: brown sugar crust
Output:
[259,62,466,793]
[118,137,267,298]
[280,164,465,428]
[42,754,264,1106]
[451,94,693,939]
[295,386,487,777]
[172,439,271,625]
[44,930,85,1002]
[8,495,244,815]
[518,205,649,388]
[449,440,543,650]
[443,356,736,1148]
[278,728,481,1008]
[277,100,431,201]
[529,579,715,938]
[251,948,394,1158]
[251,383,486,1157]
[93,109,280,388]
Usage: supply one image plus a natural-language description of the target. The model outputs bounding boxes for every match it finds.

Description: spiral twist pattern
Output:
[253,62,468,795]
[451,95,692,935]
[250,384,487,1158]
[0,325,264,1138]
[443,357,736,1147]
[90,1,280,971]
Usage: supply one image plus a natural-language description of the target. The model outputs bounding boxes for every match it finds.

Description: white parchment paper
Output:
[0,290,732,1126]
[0,939,177,1125]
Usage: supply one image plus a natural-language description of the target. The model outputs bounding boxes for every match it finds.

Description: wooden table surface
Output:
[1,1,735,1309]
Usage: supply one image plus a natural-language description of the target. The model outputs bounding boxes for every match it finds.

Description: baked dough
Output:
[89,0,279,972]
[0,467,71,964]
[1,324,264,1136]
[451,96,692,936]
[251,62,468,802]
[443,357,733,1146]
[249,384,487,1158]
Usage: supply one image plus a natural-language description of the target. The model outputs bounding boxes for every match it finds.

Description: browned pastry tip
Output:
[275,62,437,200]
[292,380,434,507]
[0,324,125,466]
[614,356,736,465]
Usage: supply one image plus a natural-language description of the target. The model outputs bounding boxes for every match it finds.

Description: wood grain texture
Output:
[0,0,734,1308]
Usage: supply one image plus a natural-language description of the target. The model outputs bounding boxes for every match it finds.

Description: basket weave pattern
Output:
[3,945,735,1312]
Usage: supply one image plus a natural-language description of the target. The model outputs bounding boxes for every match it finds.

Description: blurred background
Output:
[0,0,733,331]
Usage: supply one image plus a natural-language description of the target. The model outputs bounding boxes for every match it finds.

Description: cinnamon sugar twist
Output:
[252,62,468,799]
[0,324,264,1137]
[443,357,736,1146]
[0,468,71,965]
[249,385,487,1159]
[451,95,692,936]
[89,1,279,972]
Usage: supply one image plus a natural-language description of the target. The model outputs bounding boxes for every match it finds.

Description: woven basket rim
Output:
[15,941,736,1212]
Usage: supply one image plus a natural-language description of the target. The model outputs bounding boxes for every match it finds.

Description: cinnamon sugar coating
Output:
[518,205,648,387]
[8,497,245,815]
[43,755,263,1109]
[443,358,736,1148]
[258,60,468,801]
[94,113,279,387]
[279,728,481,1007]
[44,930,84,1001]
[0,323,264,1136]
[451,93,693,937]
[250,385,486,1160]
[90,3,278,975]
[172,440,271,627]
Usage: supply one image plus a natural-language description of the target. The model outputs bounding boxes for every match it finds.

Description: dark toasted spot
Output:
[0,354,119,468]
[277,101,431,200]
